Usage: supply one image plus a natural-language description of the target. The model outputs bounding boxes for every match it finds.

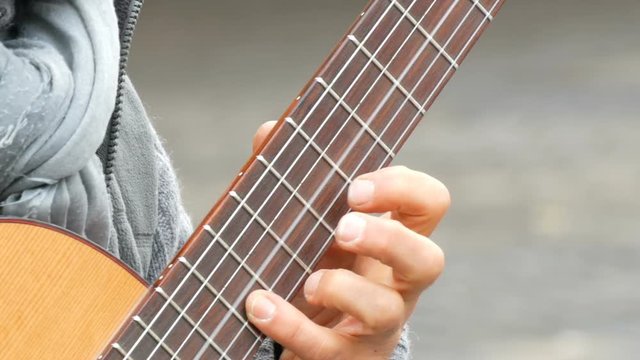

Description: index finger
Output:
[348,166,451,236]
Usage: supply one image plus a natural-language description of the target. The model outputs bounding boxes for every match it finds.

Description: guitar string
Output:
[186,1,453,358]
[175,1,438,358]
[197,0,466,357]
[280,0,501,335]
[165,0,421,355]
[167,0,492,358]
[216,1,499,357]
[280,0,499,302]
[145,0,490,358]
[186,0,496,357]
[130,0,493,358]
[123,1,405,358]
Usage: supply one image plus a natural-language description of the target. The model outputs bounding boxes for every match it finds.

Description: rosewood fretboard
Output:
[101,0,505,359]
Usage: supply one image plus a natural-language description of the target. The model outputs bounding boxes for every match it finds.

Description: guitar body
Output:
[0,219,147,359]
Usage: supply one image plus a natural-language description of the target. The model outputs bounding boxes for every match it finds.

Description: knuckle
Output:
[254,121,276,141]
[286,317,307,348]
[378,219,402,251]
[368,292,405,332]
[390,165,411,175]
[392,165,413,185]
[308,339,336,360]
[426,176,452,213]
[414,241,446,286]
[381,166,412,191]
[285,320,339,360]
[280,350,296,360]
[260,120,277,130]
[317,269,347,302]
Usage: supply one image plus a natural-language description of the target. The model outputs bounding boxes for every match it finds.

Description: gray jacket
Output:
[0,0,410,358]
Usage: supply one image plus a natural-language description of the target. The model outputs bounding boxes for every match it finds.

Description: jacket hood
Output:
[0,0,140,41]
[0,0,15,30]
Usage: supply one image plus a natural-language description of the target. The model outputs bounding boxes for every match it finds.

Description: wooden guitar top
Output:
[0,219,147,359]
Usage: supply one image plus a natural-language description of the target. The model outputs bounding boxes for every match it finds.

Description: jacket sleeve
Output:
[0,0,119,246]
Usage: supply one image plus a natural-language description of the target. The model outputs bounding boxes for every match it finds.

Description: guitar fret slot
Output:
[389,0,460,69]
[176,257,261,341]
[256,154,337,236]
[131,316,180,359]
[283,117,352,185]
[203,225,272,291]
[347,34,428,115]
[153,287,230,358]
[103,0,505,358]
[111,343,128,357]
[316,77,397,159]
[229,191,314,275]
[470,0,494,21]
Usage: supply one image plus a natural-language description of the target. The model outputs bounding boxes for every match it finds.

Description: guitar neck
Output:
[103,0,505,359]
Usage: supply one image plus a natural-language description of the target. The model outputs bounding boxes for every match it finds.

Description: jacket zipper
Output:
[103,0,143,185]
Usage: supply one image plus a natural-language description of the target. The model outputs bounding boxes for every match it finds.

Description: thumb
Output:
[252,120,278,153]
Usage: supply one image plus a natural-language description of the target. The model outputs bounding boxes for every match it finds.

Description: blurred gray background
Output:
[128,1,640,358]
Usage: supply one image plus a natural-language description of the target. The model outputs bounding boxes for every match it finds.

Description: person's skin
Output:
[245,121,450,360]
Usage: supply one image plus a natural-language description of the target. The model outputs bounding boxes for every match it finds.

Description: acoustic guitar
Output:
[0,0,505,359]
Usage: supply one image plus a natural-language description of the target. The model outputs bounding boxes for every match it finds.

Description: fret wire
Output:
[219,0,458,354]
[315,77,397,158]
[262,0,459,296]
[182,1,424,358]
[142,0,404,352]
[229,191,314,275]
[199,1,498,357]
[122,2,403,358]
[220,315,267,360]
[199,1,455,356]
[387,0,499,165]
[256,153,339,234]
[172,258,260,360]
[131,315,180,359]
[470,0,494,21]
[390,0,460,68]
[152,289,232,360]
[163,2,434,358]
[238,335,267,360]
[283,117,352,184]
[112,343,128,357]
[346,34,427,114]
[154,287,228,358]
[239,339,265,360]
[285,0,501,308]
[174,257,261,341]
[188,1,472,358]
[203,225,273,291]
[274,0,475,304]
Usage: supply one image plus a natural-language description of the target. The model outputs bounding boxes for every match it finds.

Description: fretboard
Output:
[101,0,505,359]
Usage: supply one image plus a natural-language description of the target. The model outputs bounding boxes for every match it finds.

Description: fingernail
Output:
[249,294,276,321]
[349,179,375,206]
[337,213,366,243]
[304,271,324,299]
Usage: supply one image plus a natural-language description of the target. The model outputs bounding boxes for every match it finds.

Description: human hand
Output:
[246,121,449,359]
